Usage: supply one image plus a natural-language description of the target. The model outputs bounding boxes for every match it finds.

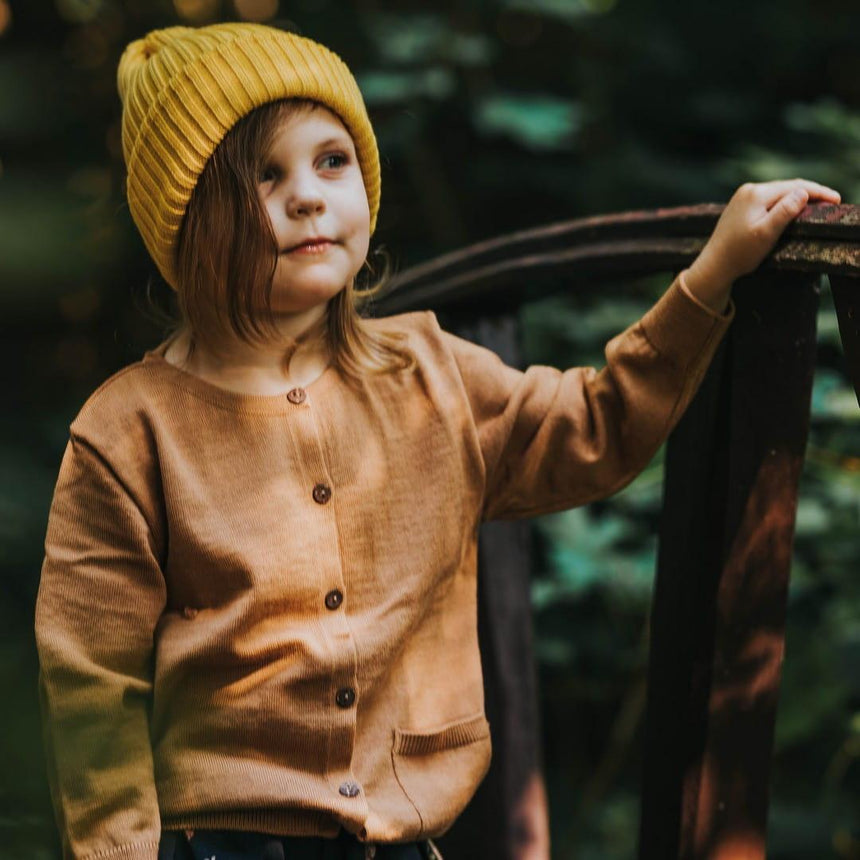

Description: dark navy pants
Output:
[158,828,441,860]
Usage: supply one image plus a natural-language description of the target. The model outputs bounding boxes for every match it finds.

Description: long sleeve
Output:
[35,435,166,860]
[440,273,733,521]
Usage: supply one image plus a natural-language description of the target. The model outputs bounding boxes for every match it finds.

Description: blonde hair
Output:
[172,98,412,380]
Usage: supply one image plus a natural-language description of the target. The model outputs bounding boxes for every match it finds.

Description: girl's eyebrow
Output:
[316,135,354,151]
[264,135,354,162]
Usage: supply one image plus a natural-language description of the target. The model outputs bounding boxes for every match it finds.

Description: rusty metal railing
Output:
[376,203,860,860]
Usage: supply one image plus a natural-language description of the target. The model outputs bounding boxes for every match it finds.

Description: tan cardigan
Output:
[35,275,732,860]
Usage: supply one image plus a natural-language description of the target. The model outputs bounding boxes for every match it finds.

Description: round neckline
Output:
[142,340,337,414]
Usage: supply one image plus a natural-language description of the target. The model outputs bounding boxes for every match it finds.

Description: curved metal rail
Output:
[377,202,860,317]
[386,203,860,860]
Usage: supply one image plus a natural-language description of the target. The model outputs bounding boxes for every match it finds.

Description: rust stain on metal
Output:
[796,201,860,227]
[770,239,860,274]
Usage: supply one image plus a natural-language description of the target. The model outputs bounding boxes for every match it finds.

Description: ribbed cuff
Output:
[639,272,734,368]
[677,269,734,319]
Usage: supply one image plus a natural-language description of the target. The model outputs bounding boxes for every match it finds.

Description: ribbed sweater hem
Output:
[160,809,342,838]
[81,841,160,860]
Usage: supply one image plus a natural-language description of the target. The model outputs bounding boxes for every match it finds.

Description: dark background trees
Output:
[2,0,858,856]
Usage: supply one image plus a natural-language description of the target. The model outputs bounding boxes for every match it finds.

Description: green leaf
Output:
[473,94,584,151]
[366,13,495,66]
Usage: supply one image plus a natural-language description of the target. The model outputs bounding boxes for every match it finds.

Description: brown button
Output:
[324,589,343,610]
[312,483,332,505]
[339,780,361,797]
[335,687,356,708]
[287,387,307,405]
[182,606,198,620]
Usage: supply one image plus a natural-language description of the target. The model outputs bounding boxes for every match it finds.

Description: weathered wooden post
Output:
[639,272,819,860]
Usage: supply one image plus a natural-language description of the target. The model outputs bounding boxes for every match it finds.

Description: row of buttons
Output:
[313,472,340,617]
[289,384,357,814]
[324,427,355,801]
[210,394,360,808]
[331,484,357,803]
[319,462,354,787]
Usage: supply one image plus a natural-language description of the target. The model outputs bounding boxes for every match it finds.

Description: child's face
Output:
[258,105,370,318]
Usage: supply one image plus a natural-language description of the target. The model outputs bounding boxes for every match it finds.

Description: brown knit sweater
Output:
[35,274,732,860]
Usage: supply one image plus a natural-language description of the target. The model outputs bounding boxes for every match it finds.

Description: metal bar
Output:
[375,204,860,316]
[639,273,819,860]
[830,275,860,407]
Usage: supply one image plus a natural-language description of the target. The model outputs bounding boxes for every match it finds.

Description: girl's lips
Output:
[285,240,334,255]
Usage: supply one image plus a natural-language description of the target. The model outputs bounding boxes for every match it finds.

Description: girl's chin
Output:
[269,287,347,313]
[272,272,349,302]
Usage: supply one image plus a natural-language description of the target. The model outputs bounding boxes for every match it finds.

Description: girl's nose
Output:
[286,178,325,219]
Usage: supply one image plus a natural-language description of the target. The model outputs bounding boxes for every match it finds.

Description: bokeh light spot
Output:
[234,0,279,21]
[55,0,104,24]
[173,0,220,23]
[0,0,12,37]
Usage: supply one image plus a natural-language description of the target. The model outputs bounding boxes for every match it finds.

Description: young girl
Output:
[34,21,840,860]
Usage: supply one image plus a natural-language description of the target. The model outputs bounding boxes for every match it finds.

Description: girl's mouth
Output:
[285,239,335,255]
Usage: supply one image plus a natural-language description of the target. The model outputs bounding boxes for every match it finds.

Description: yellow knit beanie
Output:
[117,22,380,289]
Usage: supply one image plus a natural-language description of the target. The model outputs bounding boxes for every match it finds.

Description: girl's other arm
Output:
[437,178,840,521]
[441,279,730,521]
[35,435,166,860]
[683,178,841,313]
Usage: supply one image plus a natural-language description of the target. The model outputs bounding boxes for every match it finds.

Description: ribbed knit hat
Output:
[117,22,380,289]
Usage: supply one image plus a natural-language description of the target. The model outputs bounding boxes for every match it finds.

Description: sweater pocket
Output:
[391,712,492,838]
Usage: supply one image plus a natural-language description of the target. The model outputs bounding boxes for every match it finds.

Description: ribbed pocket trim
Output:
[394,713,490,756]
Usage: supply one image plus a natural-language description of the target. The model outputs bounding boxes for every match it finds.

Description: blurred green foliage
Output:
[522,277,860,857]
[2,0,860,858]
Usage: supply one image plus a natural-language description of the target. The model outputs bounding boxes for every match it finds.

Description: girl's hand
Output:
[684,179,842,313]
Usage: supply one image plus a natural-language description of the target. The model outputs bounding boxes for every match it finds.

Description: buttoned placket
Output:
[286,385,365,815]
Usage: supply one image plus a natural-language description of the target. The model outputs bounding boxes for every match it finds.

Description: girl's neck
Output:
[164,310,331,396]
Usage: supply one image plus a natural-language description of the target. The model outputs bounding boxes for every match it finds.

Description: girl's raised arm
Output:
[440,272,731,522]
[440,178,840,522]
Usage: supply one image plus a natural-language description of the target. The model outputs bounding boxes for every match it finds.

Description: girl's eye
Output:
[259,166,278,184]
[319,153,348,170]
